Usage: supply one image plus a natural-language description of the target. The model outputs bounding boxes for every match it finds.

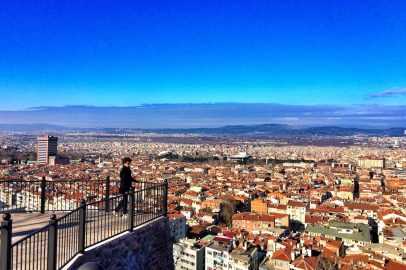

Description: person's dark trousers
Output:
[115,193,128,214]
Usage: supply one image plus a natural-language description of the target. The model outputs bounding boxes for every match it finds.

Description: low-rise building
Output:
[305,221,371,248]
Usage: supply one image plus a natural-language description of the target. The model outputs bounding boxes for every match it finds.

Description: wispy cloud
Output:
[0,103,405,129]
[366,88,406,98]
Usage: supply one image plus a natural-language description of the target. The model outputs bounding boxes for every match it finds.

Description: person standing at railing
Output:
[115,157,138,217]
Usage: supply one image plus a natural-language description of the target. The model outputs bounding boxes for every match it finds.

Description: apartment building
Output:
[234,195,251,213]
[232,212,290,233]
[184,191,207,202]
[251,199,268,214]
[267,204,288,215]
[344,203,379,220]
[287,200,307,231]
[202,199,222,209]
[229,245,258,270]
[175,238,206,270]
[169,214,187,242]
[205,236,258,270]
[205,232,235,270]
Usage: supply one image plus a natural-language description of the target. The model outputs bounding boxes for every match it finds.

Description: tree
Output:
[317,254,339,270]
[219,201,235,227]
[219,195,237,227]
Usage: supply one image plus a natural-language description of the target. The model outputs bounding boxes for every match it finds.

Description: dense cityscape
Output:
[1,131,406,269]
[2,0,406,269]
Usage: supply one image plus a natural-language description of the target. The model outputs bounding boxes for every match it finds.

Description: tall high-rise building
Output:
[37,135,58,164]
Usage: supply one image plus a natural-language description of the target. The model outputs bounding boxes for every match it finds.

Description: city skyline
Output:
[1,1,406,128]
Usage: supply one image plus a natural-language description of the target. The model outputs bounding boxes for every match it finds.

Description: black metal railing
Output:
[0,176,119,213]
[0,181,168,270]
[10,216,50,270]
[55,209,81,269]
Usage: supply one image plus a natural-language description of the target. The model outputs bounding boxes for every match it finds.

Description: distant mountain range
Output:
[147,124,406,137]
[0,124,77,132]
[1,123,405,137]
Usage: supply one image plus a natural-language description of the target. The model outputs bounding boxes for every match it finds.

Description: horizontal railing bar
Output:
[85,195,123,207]
[55,207,81,221]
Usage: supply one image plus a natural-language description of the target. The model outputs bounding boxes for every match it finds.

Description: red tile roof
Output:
[291,255,319,270]
[272,247,293,262]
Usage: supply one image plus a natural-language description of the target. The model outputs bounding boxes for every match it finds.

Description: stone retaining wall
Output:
[67,217,174,270]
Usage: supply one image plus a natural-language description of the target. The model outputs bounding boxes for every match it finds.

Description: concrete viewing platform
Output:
[2,212,174,270]
[5,212,66,243]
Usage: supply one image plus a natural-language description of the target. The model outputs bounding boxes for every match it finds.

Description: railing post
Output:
[41,176,46,213]
[47,214,58,270]
[1,213,12,270]
[163,179,168,217]
[128,187,135,232]
[105,176,110,213]
[78,199,86,254]
[141,182,144,203]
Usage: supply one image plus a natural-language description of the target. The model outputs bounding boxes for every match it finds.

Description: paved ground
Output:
[6,211,159,243]
[5,212,66,243]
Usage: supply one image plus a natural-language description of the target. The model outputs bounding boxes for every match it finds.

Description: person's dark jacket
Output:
[119,166,138,194]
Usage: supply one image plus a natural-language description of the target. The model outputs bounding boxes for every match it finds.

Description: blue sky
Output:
[1,1,406,128]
